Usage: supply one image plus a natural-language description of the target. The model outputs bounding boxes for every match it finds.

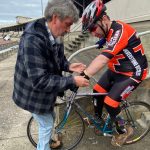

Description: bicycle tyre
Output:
[27,103,85,150]
[120,101,150,144]
[27,116,37,147]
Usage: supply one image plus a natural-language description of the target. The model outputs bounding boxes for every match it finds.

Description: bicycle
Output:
[27,45,150,150]
[27,81,150,150]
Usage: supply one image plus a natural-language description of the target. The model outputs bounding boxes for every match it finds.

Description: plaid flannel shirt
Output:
[12,18,76,114]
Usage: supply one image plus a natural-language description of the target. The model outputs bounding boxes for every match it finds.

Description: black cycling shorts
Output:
[93,69,141,108]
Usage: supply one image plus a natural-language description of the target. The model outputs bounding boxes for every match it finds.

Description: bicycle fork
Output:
[56,91,77,133]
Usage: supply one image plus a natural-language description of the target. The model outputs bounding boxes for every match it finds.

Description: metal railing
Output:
[0,41,18,51]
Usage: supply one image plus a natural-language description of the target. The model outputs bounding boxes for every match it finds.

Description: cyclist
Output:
[82,0,148,146]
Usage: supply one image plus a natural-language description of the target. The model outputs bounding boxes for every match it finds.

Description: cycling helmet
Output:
[82,0,107,32]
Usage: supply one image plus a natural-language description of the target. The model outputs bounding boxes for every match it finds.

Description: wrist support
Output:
[80,71,90,80]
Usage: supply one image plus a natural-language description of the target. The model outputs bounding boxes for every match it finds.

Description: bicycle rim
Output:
[56,106,85,150]
[120,101,150,144]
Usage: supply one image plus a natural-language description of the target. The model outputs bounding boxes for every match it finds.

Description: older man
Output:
[12,0,89,150]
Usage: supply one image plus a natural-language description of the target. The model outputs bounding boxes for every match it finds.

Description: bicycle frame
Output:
[74,100,113,134]
[56,91,113,135]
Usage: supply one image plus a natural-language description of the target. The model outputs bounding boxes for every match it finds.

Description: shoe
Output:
[50,140,62,149]
[50,133,63,149]
[111,125,134,147]
[115,116,126,134]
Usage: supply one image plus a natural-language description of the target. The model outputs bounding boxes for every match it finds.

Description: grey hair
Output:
[44,0,79,23]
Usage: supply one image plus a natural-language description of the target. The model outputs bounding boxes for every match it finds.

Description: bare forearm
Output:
[86,54,109,77]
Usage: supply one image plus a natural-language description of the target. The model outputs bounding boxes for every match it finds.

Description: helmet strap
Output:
[97,22,107,38]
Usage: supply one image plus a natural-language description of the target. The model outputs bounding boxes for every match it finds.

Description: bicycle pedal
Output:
[103,133,113,137]
[83,117,93,126]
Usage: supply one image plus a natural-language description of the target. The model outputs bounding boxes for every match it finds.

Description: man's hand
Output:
[96,38,106,49]
[69,63,86,73]
[73,76,89,87]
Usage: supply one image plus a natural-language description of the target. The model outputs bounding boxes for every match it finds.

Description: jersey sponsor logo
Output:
[121,85,135,99]
[123,49,141,76]
[106,30,121,47]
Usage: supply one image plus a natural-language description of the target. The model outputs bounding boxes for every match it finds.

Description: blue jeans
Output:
[32,112,55,150]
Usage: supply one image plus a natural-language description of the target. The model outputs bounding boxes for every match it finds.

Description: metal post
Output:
[40,0,43,16]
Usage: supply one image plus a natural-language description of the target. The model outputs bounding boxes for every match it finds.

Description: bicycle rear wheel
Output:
[120,101,150,144]
[27,103,85,150]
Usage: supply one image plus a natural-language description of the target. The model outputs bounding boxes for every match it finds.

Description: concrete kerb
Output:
[0,45,18,61]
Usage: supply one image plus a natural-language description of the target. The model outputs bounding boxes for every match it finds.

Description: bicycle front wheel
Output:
[27,103,85,150]
[120,101,150,144]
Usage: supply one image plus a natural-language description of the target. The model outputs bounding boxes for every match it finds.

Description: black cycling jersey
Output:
[101,20,148,80]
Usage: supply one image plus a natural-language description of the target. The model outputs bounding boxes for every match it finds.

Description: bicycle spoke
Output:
[63,125,83,130]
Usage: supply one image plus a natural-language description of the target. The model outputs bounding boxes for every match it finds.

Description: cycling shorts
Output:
[93,69,141,108]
